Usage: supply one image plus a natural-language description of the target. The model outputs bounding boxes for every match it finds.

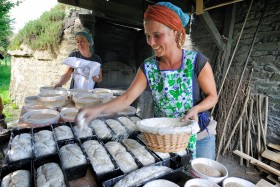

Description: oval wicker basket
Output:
[24,96,40,105]
[92,88,113,98]
[22,109,60,128]
[40,86,67,93]
[136,118,200,153]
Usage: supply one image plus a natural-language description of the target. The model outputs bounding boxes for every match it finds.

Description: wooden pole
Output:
[234,150,280,177]
[246,97,253,167]
[240,118,243,166]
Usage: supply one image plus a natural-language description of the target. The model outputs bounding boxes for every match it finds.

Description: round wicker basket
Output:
[22,109,60,128]
[40,86,67,93]
[72,92,101,109]
[136,118,200,153]
[38,90,68,108]
[60,108,78,122]
[92,88,113,98]
[24,96,40,105]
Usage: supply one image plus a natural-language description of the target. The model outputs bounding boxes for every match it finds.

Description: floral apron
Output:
[144,49,198,158]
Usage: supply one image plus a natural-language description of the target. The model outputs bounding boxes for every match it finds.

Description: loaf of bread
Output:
[105,119,128,138]
[59,143,86,168]
[83,140,114,174]
[54,125,74,141]
[113,165,172,187]
[117,117,137,132]
[1,170,30,187]
[89,119,112,139]
[34,130,56,157]
[9,133,32,162]
[73,125,93,139]
[36,162,66,187]
[130,116,141,123]
[105,141,138,173]
[122,139,155,166]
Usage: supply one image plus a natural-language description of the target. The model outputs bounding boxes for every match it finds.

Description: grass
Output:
[0,57,18,123]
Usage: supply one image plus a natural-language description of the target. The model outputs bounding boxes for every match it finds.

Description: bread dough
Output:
[83,140,114,174]
[105,119,128,138]
[105,141,138,173]
[122,139,155,166]
[113,165,172,187]
[130,116,141,123]
[34,130,56,157]
[193,163,222,177]
[117,117,137,132]
[59,143,87,169]
[54,125,74,141]
[9,133,32,162]
[36,162,66,187]
[1,170,30,187]
[73,125,93,139]
[89,119,112,139]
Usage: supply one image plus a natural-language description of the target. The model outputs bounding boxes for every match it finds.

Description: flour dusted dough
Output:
[89,119,112,139]
[34,130,56,157]
[122,139,155,166]
[113,165,172,187]
[105,119,128,138]
[193,163,222,177]
[1,170,30,187]
[59,143,87,168]
[54,125,74,141]
[9,133,32,162]
[36,162,66,187]
[117,117,137,132]
[130,116,141,123]
[225,183,245,187]
[83,140,114,174]
[73,125,93,139]
[105,141,138,173]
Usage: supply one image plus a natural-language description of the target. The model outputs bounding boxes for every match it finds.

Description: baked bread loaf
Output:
[122,139,155,166]
[105,119,128,138]
[113,165,172,187]
[105,141,138,173]
[89,119,112,139]
[59,143,86,168]
[73,125,93,139]
[83,140,114,174]
[34,130,56,157]
[36,162,66,187]
[54,125,74,141]
[9,133,32,162]
[117,117,137,132]
[1,170,30,187]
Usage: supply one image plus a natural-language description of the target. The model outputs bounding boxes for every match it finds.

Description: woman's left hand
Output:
[183,106,199,123]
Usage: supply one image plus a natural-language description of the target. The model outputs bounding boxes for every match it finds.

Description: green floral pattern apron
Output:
[144,49,198,158]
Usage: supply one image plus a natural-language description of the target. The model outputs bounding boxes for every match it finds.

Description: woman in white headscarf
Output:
[54,31,102,89]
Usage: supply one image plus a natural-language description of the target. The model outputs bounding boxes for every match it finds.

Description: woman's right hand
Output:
[75,107,105,129]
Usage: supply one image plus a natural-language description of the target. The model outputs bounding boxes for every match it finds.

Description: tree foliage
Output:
[0,0,20,53]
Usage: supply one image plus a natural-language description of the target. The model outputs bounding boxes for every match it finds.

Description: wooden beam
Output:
[256,179,275,187]
[262,149,280,164]
[199,12,226,51]
[196,0,204,15]
[222,4,236,78]
[234,150,280,177]
[268,143,280,151]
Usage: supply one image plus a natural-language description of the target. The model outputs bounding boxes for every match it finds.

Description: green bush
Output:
[9,4,67,52]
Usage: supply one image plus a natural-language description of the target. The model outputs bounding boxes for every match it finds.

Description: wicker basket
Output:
[38,90,68,108]
[137,118,200,153]
[72,92,101,109]
[142,132,192,152]
[22,109,60,128]
[60,108,78,122]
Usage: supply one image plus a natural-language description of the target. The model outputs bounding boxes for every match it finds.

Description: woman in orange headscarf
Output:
[76,2,218,160]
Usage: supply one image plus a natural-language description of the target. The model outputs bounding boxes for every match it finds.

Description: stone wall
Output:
[9,17,88,107]
[189,0,280,143]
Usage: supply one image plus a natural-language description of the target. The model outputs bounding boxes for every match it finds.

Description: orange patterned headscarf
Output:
[144,4,186,48]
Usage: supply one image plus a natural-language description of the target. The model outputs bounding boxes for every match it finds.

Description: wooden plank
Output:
[268,143,280,151]
[267,175,280,185]
[196,0,204,15]
[262,149,280,164]
[199,12,226,51]
[233,150,280,177]
[256,179,275,187]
